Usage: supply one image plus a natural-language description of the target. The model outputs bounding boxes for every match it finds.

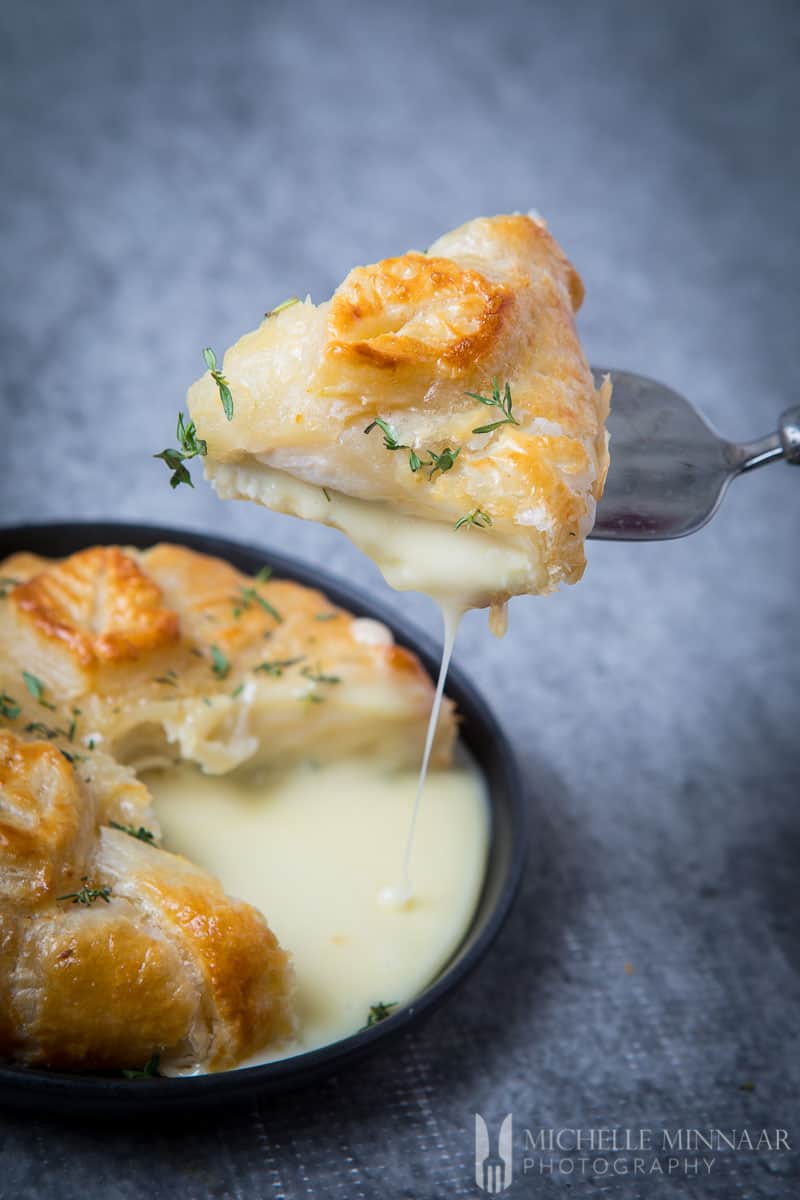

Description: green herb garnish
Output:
[454,508,493,531]
[154,411,208,489]
[425,446,460,480]
[363,1001,397,1029]
[466,378,519,435]
[122,1054,161,1080]
[265,296,300,319]
[110,820,156,845]
[234,585,282,624]
[231,683,245,699]
[57,878,112,906]
[0,693,20,720]
[301,665,341,685]
[322,487,331,502]
[364,417,462,480]
[254,657,304,677]
[314,612,337,621]
[364,417,426,475]
[60,749,86,765]
[0,577,20,599]
[22,671,54,708]
[203,346,234,421]
[364,416,403,451]
[154,670,179,686]
[210,644,230,679]
[24,721,65,740]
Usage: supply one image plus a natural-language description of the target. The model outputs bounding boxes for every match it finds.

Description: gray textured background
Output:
[1,0,799,1196]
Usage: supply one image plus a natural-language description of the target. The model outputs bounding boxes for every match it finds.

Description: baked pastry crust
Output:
[188,214,609,605]
[1,543,455,773]
[0,542,455,1072]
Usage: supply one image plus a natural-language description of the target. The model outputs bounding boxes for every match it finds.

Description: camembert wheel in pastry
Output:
[0,542,455,1073]
[187,214,610,615]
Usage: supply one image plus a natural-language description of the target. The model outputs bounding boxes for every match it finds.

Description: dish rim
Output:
[0,520,527,1113]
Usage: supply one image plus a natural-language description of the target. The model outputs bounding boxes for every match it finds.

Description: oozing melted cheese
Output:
[207,460,542,612]
[146,752,489,1070]
[207,461,501,920]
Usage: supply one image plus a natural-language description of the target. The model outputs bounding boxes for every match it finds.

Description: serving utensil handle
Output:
[732,406,800,472]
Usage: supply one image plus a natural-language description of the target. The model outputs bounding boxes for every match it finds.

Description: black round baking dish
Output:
[0,521,527,1115]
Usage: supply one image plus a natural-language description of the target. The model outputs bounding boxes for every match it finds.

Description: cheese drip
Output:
[379,602,463,908]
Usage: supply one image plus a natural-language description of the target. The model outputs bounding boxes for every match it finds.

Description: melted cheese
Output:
[146,752,489,1070]
[208,460,542,612]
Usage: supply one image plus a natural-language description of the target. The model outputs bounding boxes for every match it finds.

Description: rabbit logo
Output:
[474,1113,513,1193]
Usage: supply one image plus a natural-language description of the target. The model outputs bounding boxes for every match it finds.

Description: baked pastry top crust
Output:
[0,542,454,1072]
[188,214,609,603]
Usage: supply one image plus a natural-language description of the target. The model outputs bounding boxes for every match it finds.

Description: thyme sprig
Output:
[233,568,282,623]
[210,645,230,679]
[203,346,234,421]
[24,720,67,740]
[364,417,425,473]
[363,1001,397,1029]
[426,446,460,480]
[110,820,157,845]
[265,296,300,319]
[154,412,208,489]
[122,1054,160,1080]
[57,877,112,906]
[301,665,341,685]
[365,417,407,453]
[466,378,519,435]
[254,657,305,677]
[364,418,461,479]
[454,508,493,531]
[0,693,20,720]
[22,671,55,709]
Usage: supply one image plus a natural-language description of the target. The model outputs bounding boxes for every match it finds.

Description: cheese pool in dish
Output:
[0,543,485,1075]
[188,213,610,615]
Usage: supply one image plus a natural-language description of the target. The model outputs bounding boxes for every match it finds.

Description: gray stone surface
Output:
[1,0,799,1195]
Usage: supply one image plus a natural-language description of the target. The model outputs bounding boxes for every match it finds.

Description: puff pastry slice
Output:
[188,214,610,612]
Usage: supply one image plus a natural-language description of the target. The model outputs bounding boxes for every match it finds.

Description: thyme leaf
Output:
[466,378,519,435]
[0,693,20,720]
[454,508,493,531]
[154,411,207,489]
[110,820,156,845]
[210,644,230,679]
[254,657,304,677]
[57,877,112,906]
[265,296,300,318]
[235,585,282,624]
[363,1001,397,1029]
[203,346,234,421]
[365,418,461,479]
[22,671,54,708]
[122,1054,161,1080]
[426,446,460,480]
[301,665,341,685]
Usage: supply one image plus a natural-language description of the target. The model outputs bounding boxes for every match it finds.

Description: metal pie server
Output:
[589,368,800,540]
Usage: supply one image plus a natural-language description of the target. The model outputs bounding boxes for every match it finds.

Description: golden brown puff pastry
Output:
[0,542,456,1071]
[0,733,95,908]
[187,213,610,612]
[0,543,455,773]
[0,730,294,1073]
